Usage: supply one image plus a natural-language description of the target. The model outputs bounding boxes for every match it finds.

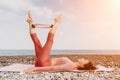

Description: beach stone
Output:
[0,55,120,80]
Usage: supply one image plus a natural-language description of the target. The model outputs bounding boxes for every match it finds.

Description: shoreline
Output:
[0,53,120,56]
[1,49,120,56]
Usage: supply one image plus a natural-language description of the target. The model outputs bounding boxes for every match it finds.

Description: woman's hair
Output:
[77,61,97,70]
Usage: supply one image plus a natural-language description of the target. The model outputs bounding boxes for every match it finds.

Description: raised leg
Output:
[36,14,62,66]
[27,10,42,58]
[42,14,63,56]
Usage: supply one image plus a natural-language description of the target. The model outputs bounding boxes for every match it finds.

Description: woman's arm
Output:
[24,63,74,73]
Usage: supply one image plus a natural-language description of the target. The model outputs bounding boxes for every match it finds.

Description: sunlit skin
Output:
[24,57,90,72]
[24,11,90,72]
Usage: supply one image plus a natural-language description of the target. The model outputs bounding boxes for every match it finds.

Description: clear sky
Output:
[0,0,120,50]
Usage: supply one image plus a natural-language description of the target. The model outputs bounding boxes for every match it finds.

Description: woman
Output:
[25,11,96,72]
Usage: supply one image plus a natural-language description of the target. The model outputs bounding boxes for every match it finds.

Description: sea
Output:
[0,50,120,56]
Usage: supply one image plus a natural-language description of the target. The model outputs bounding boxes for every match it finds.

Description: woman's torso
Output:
[51,57,74,66]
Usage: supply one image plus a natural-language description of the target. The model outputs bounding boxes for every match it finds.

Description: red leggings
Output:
[30,33,54,67]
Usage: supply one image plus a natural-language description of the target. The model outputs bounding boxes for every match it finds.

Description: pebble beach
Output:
[0,54,120,80]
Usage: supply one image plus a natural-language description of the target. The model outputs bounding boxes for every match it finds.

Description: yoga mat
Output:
[0,64,34,72]
[0,63,114,72]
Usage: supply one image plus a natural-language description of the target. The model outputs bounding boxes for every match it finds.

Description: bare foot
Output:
[55,14,63,23]
[27,10,33,25]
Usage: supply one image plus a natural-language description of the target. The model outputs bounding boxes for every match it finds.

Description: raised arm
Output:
[24,63,74,73]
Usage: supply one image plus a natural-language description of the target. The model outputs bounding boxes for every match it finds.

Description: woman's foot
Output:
[27,10,35,28]
[27,10,36,34]
[54,14,63,23]
[27,10,32,24]
[49,14,63,34]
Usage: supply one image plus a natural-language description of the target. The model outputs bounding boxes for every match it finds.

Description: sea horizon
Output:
[0,49,120,56]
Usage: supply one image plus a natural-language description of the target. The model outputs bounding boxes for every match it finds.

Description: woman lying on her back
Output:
[24,11,96,72]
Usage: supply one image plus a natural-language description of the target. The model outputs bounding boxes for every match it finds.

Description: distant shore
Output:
[0,49,120,56]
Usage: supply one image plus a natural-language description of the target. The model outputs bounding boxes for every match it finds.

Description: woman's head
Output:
[77,58,96,70]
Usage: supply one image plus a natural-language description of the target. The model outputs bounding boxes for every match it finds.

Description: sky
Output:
[0,0,120,50]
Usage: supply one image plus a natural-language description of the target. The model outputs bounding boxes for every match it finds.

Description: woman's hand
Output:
[24,67,37,73]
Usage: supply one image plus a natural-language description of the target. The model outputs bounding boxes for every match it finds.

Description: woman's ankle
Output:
[32,24,35,28]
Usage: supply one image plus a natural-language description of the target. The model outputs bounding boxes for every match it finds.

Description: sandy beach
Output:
[0,54,120,80]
